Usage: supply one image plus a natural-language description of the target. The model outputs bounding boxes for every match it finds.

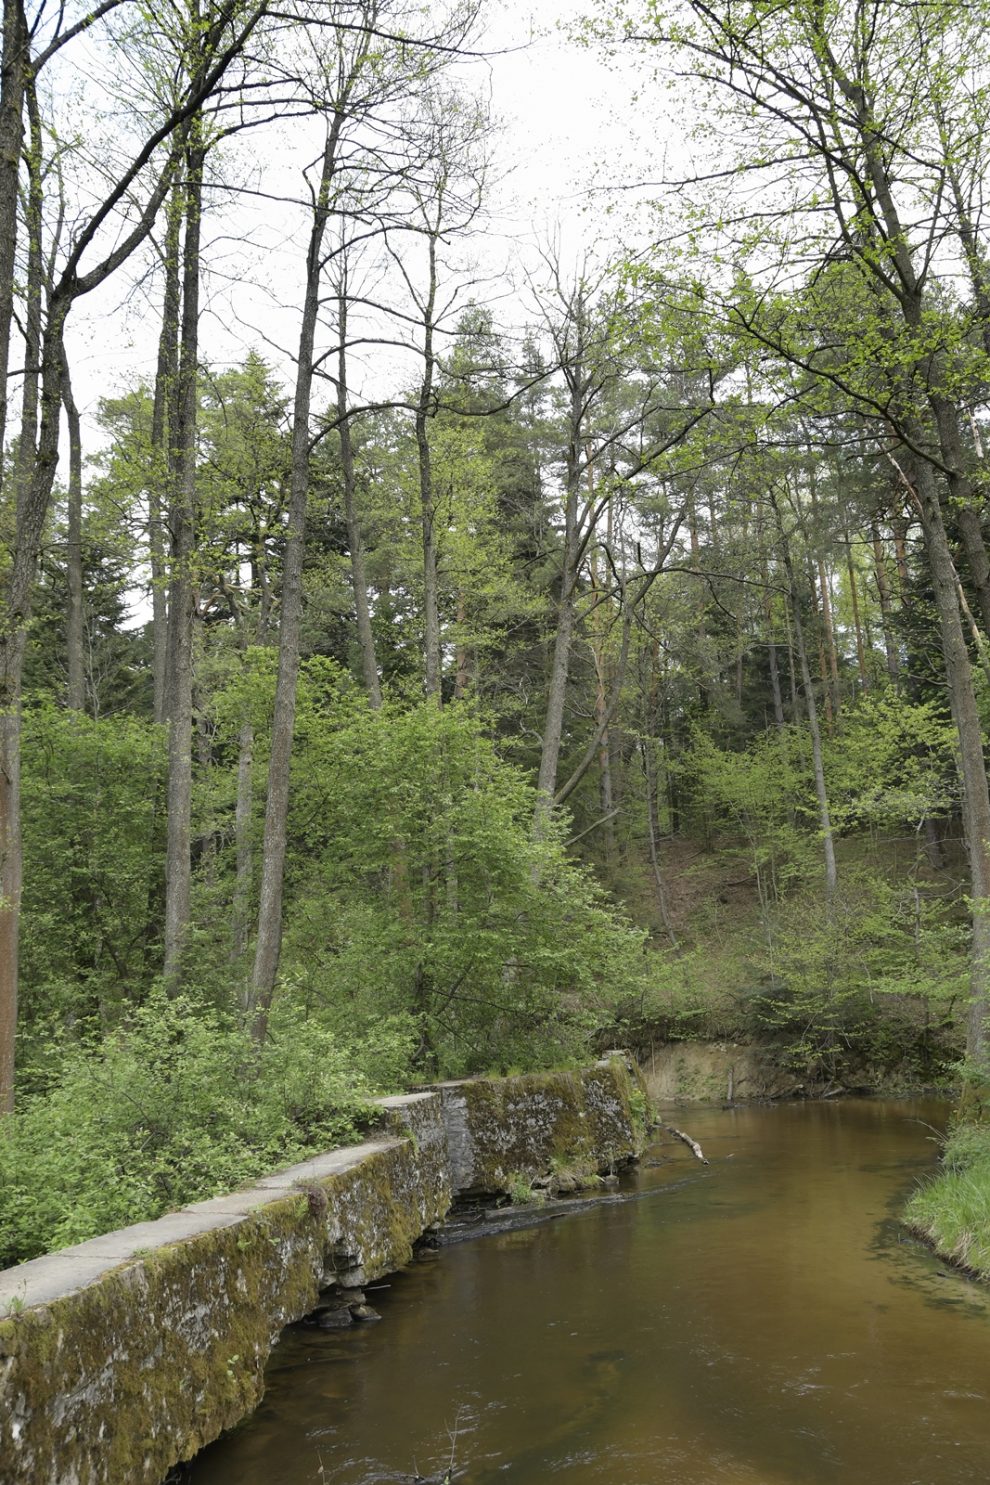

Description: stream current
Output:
[187,1098,990,1485]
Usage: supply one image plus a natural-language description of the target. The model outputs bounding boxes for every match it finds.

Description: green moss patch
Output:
[451,1059,647,1194]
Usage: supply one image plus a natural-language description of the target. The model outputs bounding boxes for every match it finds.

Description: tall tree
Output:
[0,0,268,1108]
[620,0,990,1085]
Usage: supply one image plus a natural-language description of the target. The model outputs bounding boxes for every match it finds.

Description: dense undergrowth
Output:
[1,699,649,1269]
[610,842,965,1092]
[0,995,405,1268]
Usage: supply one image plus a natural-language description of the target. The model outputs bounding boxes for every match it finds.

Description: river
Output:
[186,1098,990,1485]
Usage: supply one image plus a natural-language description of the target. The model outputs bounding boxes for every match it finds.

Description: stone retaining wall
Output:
[0,1059,644,1485]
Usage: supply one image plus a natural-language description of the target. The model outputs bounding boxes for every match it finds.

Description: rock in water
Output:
[348,1302,381,1322]
[316,1308,353,1330]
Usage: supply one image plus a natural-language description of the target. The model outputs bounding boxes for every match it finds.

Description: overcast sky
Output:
[63,0,669,431]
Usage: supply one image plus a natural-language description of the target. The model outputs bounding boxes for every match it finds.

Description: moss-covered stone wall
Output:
[440,1057,648,1193]
[0,1062,643,1485]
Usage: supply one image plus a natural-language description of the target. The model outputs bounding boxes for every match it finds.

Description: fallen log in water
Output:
[662,1124,709,1164]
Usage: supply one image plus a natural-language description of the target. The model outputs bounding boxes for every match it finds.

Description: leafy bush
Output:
[281,699,648,1076]
[0,993,381,1266]
[18,706,167,1081]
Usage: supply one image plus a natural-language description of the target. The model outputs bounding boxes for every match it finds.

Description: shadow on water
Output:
[186,1098,990,1485]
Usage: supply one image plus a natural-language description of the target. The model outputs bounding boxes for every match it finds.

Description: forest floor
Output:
[603,827,967,1075]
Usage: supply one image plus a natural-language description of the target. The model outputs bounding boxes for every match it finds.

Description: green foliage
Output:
[904,1121,990,1278]
[17,706,167,1081]
[775,870,961,1079]
[679,725,815,903]
[506,1171,544,1205]
[282,697,648,1077]
[824,694,957,833]
[0,993,381,1267]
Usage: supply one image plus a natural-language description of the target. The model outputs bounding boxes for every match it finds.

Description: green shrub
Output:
[0,992,381,1266]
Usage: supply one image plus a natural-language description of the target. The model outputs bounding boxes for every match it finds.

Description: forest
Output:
[1,0,989,1275]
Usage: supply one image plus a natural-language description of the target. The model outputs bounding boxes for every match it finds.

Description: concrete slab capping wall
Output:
[0,1058,646,1485]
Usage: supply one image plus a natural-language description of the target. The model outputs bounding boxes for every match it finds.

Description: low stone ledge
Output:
[0,1063,643,1484]
[0,1097,452,1485]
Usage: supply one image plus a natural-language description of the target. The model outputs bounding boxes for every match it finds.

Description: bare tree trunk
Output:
[846,534,869,691]
[892,512,911,590]
[910,456,990,1077]
[336,287,380,708]
[0,676,21,1113]
[783,601,800,716]
[921,815,945,871]
[767,635,785,724]
[62,362,85,711]
[642,740,677,945]
[535,507,579,820]
[0,257,70,1106]
[417,234,441,704]
[805,573,832,730]
[13,74,43,507]
[871,522,900,683]
[231,717,254,971]
[761,549,786,725]
[0,33,35,1110]
[535,301,586,825]
[150,184,183,724]
[0,0,27,482]
[163,138,205,990]
[688,500,709,708]
[927,396,990,638]
[250,117,343,1036]
[955,567,990,688]
[588,487,615,860]
[593,651,615,858]
[773,496,838,904]
[230,560,269,973]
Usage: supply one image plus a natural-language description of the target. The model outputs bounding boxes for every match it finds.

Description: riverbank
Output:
[188,1097,990,1485]
[637,1036,989,1278]
[904,1121,990,1280]
[643,1041,990,1288]
[636,1037,954,1104]
[0,1061,645,1485]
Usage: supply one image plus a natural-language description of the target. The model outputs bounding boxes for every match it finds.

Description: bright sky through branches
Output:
[65,0,659,433]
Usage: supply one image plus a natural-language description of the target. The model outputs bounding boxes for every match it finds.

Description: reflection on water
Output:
[187,1100,990,1485]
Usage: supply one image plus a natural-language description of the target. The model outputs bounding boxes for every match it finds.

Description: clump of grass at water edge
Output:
[904,1123,990,1279]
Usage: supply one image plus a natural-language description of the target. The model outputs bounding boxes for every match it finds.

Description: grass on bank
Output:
[904,1122,990,1279]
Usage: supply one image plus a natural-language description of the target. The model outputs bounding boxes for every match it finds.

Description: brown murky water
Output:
[187,1099,990,1485]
